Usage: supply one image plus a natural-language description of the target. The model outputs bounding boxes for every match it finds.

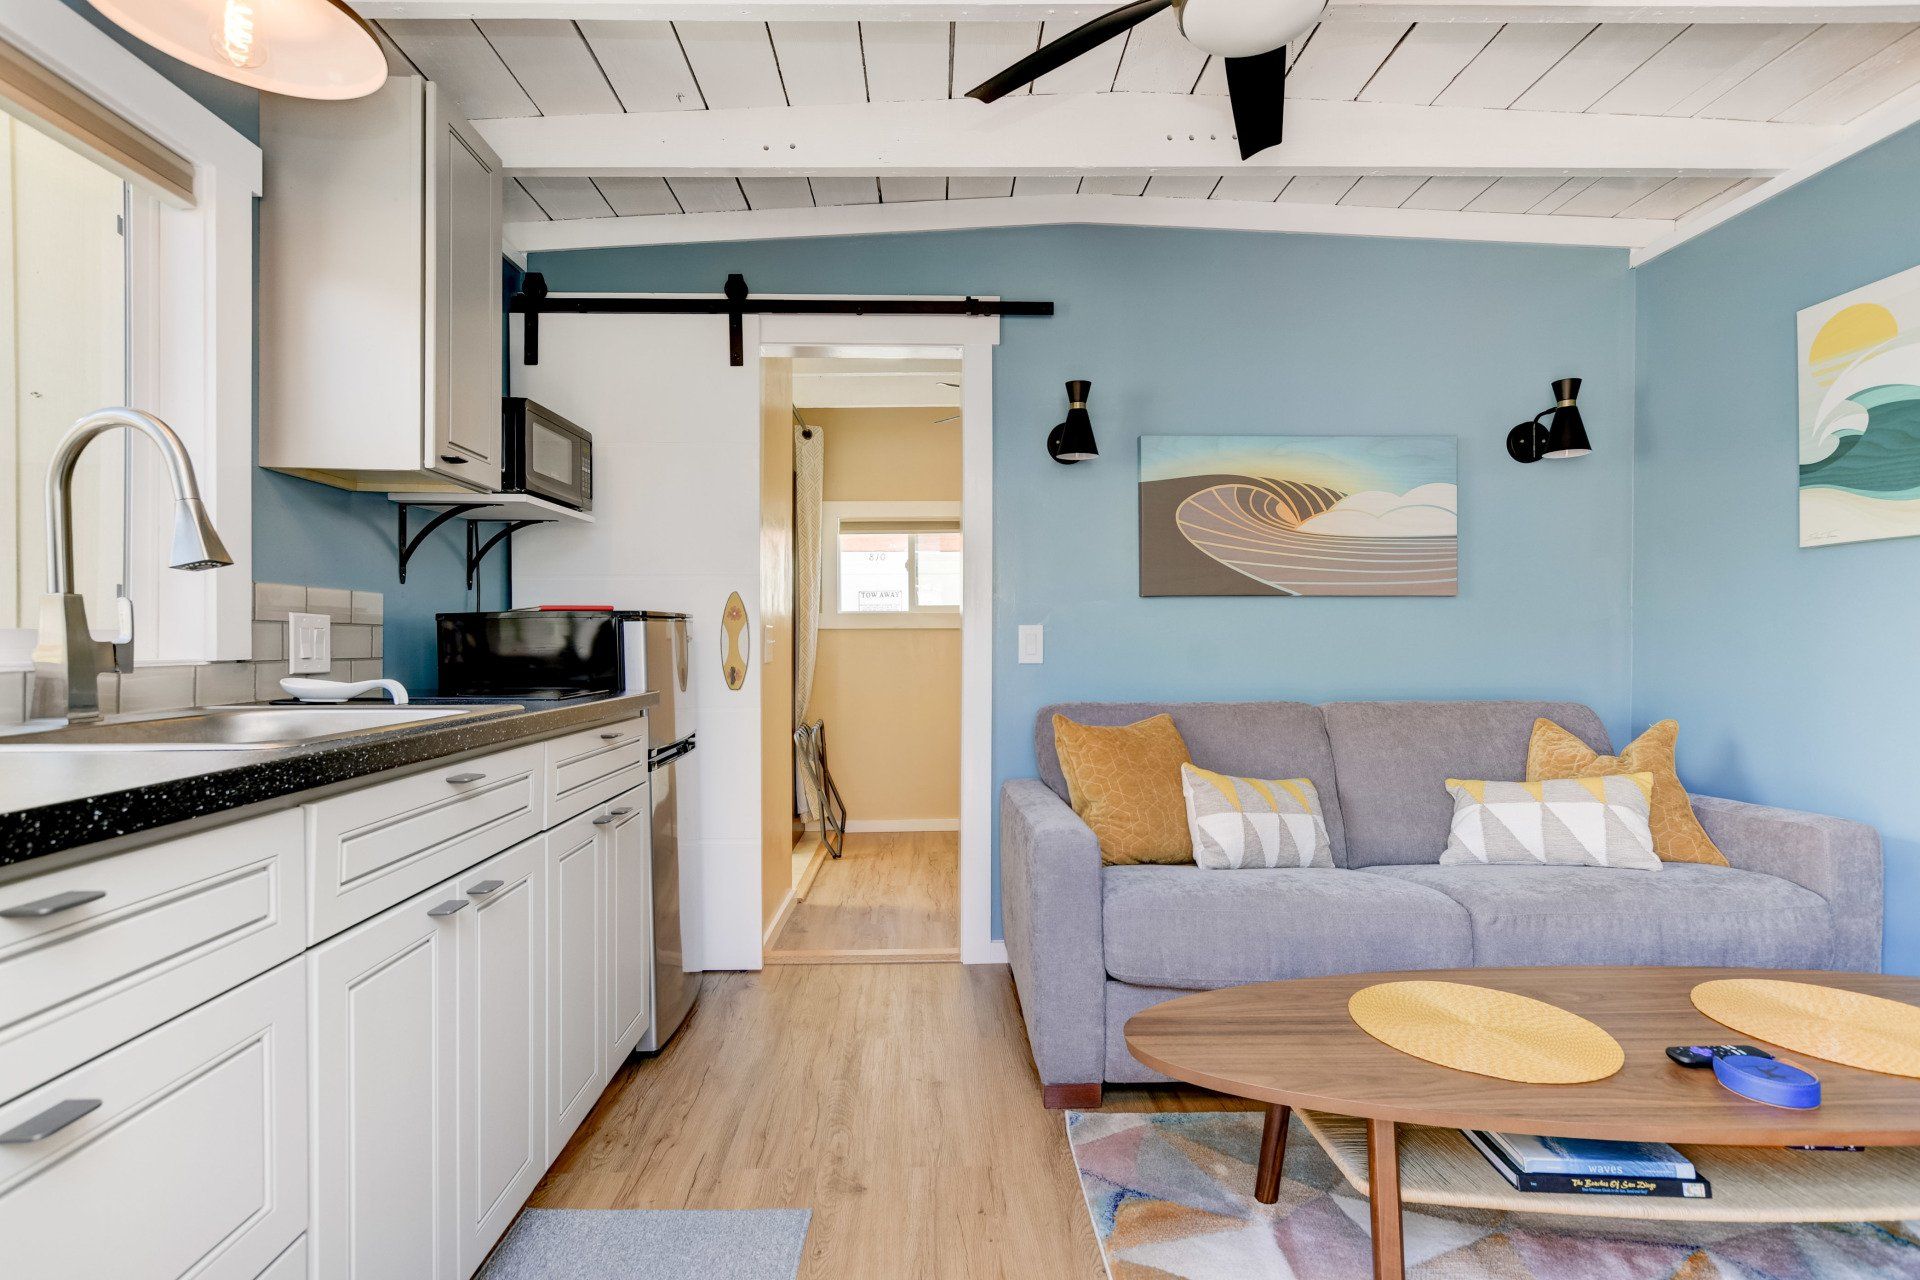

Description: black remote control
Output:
[1665,1044,1774,1068]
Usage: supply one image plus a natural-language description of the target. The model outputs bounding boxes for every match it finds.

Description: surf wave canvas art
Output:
[1799,263,1920,548]
[1139,435,1458,596]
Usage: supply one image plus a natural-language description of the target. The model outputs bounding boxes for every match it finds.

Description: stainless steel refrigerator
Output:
[622,612,701,1052]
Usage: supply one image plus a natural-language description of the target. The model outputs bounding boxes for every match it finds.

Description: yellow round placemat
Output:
[1692,979,1920,1079]
[1348,980,1625,1084]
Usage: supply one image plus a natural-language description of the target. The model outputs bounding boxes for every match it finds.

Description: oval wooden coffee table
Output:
[1125,966,1920,1280]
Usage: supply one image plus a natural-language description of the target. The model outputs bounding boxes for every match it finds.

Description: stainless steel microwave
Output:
[502,397,592,511]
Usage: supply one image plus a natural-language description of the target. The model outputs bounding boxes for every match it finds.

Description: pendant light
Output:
[89,0,387,100]
[1048,380,1099,464]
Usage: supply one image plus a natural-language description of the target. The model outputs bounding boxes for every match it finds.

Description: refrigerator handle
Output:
[673,616,689,692]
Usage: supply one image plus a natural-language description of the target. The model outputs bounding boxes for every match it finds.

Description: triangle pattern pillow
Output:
[1527,718,1728,866]
[1180,765,1333,869]
[1441,775,1660,870]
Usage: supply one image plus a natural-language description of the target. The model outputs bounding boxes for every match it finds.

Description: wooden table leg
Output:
[1367,1118,1405,1280]
[1254,1104,1290,1204]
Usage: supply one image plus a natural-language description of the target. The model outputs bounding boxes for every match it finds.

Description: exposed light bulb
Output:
[214,0,264,69]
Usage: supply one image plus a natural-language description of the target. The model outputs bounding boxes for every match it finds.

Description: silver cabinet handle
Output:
[591,814,615,826]
[599,732,623,741]
[427,899,469,918]
[446,772,486,785]
[0,1099,100,1144]
[609,806,634,817]
[0,889,105,919]
[466,879,504,896]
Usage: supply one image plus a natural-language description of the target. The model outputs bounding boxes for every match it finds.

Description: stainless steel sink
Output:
[0,704,508,752]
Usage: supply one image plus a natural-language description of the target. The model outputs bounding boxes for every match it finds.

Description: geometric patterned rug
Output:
[1068,1111,1920,1280]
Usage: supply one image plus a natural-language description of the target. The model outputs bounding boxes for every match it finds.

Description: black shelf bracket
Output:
[466,519,539,590]
[396,502,481,584]
[508,272,1055,368]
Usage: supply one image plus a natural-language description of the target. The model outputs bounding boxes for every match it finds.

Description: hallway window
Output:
[823,505,962,628]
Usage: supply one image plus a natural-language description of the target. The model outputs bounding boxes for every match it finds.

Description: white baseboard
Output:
[805,818,960,833]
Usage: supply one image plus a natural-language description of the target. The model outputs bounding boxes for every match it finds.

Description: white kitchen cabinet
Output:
[544,811,603,1162]
[304,742,544,943]
[455,840,546,1276]
[0,809,303,1103]
[543,716,649,827]
[602,785,654,1075]
[260,76,504,493]
[309,879,461,1280]
[0,958,306,1280]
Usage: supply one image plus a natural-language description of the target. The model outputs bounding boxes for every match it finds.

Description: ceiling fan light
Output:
[1175,0,1328,57]
[89,0,387,99]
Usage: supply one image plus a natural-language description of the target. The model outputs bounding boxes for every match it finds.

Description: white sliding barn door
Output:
[511,309,764,971]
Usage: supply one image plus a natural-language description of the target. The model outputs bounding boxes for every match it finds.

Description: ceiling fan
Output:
[965,0,1327,161]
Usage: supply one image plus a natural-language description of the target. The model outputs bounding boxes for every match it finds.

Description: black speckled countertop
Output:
[0,692,657,876]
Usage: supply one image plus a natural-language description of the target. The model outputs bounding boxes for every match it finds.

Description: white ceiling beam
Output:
[477,96,1832,178]
[354,0,1920,21]
[506,192,1669,250]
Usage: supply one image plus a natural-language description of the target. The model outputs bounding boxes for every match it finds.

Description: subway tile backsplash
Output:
[0,581,383,726]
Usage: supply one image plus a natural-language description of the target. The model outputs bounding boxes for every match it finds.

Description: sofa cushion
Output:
[1323,700,1612,867]
[1362,864,1835,969]
[1101,865,1471,990]
[1039,701,1348,864]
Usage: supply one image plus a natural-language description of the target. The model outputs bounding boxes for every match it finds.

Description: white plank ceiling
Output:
[376,11,1920,240]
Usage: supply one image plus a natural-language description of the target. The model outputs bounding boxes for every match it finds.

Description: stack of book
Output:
[1464,1130,1712,1199]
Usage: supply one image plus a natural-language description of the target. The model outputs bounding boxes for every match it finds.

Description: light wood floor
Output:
[531,962,1251,1278]
[768,830,958,958]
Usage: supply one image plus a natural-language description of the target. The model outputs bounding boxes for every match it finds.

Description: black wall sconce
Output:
[1506,377,1593,463]
[1048,380,1099,464]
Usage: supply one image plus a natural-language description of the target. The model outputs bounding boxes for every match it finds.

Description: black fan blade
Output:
[966,0,1173,103]
[1225,47,1289,160]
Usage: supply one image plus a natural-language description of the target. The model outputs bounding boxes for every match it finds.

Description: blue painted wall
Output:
[1634,123,1920,974]
[56,0,497,687]
[531,228,1638,930]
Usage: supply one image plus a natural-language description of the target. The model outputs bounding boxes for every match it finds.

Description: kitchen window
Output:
[0,11,261,667]
[822,503,962,628]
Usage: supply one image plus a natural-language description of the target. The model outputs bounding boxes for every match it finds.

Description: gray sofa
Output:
[1000,700,1883,1107]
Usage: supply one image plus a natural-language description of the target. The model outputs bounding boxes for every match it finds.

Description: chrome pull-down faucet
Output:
[29,408,233,725]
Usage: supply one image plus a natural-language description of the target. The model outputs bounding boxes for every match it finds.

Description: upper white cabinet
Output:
[260,76,504,494]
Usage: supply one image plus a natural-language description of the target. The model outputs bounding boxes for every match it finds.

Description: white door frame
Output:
[763,309,1002,965]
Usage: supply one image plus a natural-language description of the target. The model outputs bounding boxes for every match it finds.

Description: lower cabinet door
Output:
[309,879,460,1280]
[602,784,653,1075]
[544,813,603,1163]
[0,958,307,1280]
[456,839,546,1275]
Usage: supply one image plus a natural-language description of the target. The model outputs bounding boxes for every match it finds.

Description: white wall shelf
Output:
[387,492,595,588]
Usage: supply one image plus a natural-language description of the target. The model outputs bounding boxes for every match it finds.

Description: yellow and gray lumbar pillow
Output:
[1440,774,1660,870]
[1180,764,1333,869]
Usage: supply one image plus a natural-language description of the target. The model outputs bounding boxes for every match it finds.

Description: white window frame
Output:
[0,0,260,669]
[820,501,962,630]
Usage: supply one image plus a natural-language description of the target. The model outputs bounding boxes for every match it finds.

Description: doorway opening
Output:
[761,351,964,964]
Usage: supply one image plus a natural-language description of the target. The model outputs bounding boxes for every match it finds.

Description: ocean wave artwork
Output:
[1139,435,1458,597]
[1798,262,1920,548]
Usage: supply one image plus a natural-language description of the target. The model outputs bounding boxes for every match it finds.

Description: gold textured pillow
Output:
[1526,718,1727,866]
[1052,713,1194,865]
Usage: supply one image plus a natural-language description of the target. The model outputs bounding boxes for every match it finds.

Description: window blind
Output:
[0,36,193,206]
[840,519,961,535]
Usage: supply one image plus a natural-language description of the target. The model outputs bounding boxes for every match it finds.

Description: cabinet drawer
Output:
[544,718,648,826]
[0,958,307,1280]
[0,811,304,1104]
[306,743,543,943]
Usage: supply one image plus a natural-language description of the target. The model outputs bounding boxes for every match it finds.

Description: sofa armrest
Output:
[1692,794,1883,973]
[1000,779,1107,1088]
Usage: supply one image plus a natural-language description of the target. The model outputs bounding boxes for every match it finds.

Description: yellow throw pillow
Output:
[1526,718,1727,866]
[1053,713,1194,865]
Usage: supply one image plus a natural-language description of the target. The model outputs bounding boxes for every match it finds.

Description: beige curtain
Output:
[792,418,825,815]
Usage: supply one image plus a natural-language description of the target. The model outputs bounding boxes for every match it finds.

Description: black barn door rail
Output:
[509,272,1055,367]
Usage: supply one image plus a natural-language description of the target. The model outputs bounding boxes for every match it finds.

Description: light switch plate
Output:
[1018,624,1044,664]
[288,611,332,675]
